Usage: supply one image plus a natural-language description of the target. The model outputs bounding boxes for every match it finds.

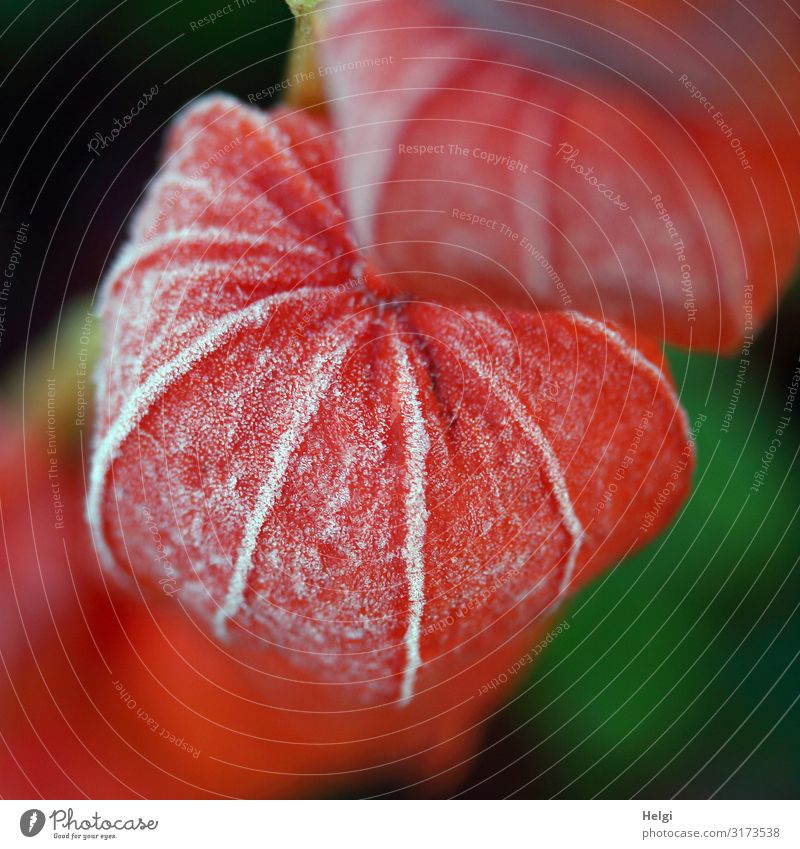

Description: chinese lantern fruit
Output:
[89,95,692,722]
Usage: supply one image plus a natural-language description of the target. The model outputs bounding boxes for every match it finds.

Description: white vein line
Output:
[213,315,371,638]
[105,227,328,285]
[391,335,432,706]
[568,312,693,446]
[448,331,584,594]
[147,172,218,199]
[88,286,335,573]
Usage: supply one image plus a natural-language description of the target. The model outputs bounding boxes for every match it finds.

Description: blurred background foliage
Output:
[0,0,293,360]
[1,0,798,799]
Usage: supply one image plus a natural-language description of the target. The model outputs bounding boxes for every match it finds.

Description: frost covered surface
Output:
[91,96,692,708]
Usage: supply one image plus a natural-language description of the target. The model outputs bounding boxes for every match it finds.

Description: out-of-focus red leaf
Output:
[88,96,692,739]
[318,0,800,350]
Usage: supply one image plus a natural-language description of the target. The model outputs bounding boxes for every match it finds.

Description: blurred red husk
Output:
[317,0,800,351]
